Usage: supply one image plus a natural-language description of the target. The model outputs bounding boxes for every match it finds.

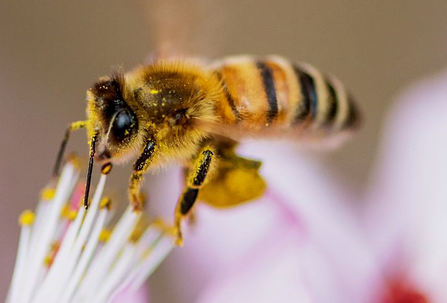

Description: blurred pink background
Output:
[1,0,447,302]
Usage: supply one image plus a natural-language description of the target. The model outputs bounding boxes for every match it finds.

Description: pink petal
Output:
[144,167,298,302]
[196,225,311,303]
[366,71,447,302]
[196,204,378,303]
[242,142,381,302]
[190,142,380,303]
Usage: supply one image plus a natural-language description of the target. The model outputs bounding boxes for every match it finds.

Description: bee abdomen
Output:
[214,56,360,135]
[289,61,360,132]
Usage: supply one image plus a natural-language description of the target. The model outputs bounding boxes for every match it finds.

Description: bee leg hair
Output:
[174,147,215,246]
[129,139,156,212]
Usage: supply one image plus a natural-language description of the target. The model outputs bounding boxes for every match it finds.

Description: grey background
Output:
[1,0,447,302]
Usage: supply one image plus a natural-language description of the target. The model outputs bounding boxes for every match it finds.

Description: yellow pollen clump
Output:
[150,89,159,94]
[71,121,86,130]
[19,210,35,226]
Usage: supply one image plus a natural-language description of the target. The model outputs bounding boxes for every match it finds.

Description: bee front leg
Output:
[129,139,156,212]
[175,147,215,246]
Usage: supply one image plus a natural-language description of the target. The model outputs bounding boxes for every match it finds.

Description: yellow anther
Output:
[99,197,112,210]
[44,241,60,267]
[41,188,56,200]
[151,218,176,238]
[129,228,144,243]
[101,163,113,175]
[60,204,78,221]
[61,204,70,218]
[150,89,159,94]
[67,210,78,221]
[129,216,150,243]
[66,153,81,169]
[44,255,53,267]
[99,229,111,243]
[19,210,35,226]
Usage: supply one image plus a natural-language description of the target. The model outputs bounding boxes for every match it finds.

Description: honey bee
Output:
[54,55,359,245]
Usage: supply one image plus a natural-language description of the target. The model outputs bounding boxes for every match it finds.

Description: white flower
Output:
[6,158,173,303]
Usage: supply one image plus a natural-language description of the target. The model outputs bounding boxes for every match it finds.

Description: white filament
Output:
[6,161,173,303]
[6,222,32,303]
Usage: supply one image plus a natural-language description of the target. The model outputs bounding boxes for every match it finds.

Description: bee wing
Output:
[137,0,227,59]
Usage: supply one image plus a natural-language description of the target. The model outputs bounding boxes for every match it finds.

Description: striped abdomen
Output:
[212,56,360,139]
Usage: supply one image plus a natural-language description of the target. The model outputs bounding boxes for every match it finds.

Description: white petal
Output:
[196,226,312,303]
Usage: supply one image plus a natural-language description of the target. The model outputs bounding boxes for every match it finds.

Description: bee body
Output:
[56,54,361,244]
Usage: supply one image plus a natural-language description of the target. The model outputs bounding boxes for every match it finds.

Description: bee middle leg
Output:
[128,139,156,212]
[174,146,215,246]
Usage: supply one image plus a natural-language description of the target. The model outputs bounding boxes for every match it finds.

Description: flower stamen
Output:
[7,159,174,303]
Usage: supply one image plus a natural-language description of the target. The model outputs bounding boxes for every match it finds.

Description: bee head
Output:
[86,73,141,162]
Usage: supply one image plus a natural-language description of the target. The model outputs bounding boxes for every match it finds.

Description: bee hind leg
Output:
[174,146,215,246]
[199,155,266,209]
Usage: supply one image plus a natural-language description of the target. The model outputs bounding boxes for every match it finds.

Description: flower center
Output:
[381,279,429,303]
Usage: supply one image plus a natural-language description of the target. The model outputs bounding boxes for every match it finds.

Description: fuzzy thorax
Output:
[86,60,222,167]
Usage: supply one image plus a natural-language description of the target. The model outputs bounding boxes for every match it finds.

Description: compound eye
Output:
[111,110,135,141]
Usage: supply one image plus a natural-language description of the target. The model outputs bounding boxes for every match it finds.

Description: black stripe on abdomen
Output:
[324,78,338,128]
[293,66,317,123]
[342,95,360,130]
[256,61,278,124]
[215,72,241,123]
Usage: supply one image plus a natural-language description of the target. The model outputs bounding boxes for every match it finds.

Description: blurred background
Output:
[1,0,447,301]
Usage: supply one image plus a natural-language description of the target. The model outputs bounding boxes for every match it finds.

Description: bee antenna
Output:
[53,121,87,177]
[53,127,71,177]
[83,132,98,210]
